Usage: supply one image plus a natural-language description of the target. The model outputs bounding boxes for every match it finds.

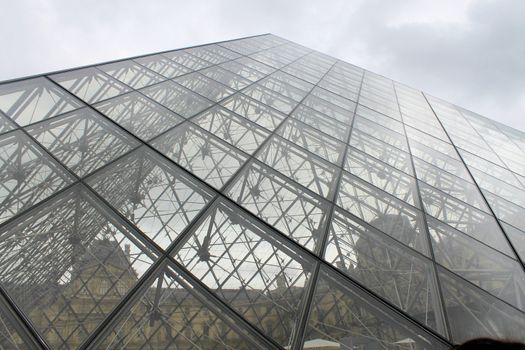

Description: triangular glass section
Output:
[302,265,449,349]
[0,184,158,349]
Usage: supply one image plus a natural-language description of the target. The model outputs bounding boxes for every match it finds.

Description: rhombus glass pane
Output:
[86,146,214,250]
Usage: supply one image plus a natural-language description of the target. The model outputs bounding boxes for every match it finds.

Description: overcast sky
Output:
[0,0,523,131]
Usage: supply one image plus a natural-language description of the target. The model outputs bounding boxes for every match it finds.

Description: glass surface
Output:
[51,67,131,103]
[140,80,213,118]
[337,172,429,256]
[86,146,214,250]
[93,262,271,349]
[242,84,298,114]
[0,185,157,349]
[0,77,83,126]
[256,136,339,199]
[276,118,346,166]
[162,50,212,70]
[345,147,418,206]
[174,73,236,103]
[427,216,525,311]
[438,266,525,343]
[419,181,514,256]
[325,208,446,334]
[26,107,139,177]
[292,104,350,142]
[413,157,488,212]
[93,91,184,141]
[0,306,32,349]
[0,130,74,224]
[302,265,449,350]
[349,128,413,175]
[200,66,252,90]
[134,54,191,78]
[302,93,354,125]
[98,60,166,89]
[173,199,314,347]
[219,60,266,82]
[227,160,330,253]
[191,106,270,154]
[221,93,286,131]
[0,111,16,135]
[151,122,248,189]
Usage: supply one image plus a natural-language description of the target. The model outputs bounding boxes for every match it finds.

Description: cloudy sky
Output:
[1,0,523,130]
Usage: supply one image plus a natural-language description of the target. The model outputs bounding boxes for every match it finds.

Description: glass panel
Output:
[26,107,139,177]
[482,190,525,233]
[191,106,270,154]
[353,116,409,152]
[0,306,32,349]
[257,76,308,102]
[438,267,525,343]
[242,85,297,114]
[337,172,429,256]
[270,70,314,92]
[141,80,213,118]
[221,93,286,131]
[134,54,191,78]
[291,104,350,142]
[227,160,330,253]
[233,56,275,75]
[98,60,166,89]
[151,122,248,190]
[94,91,184,141]
[310,86,356,111]
[302,265,449,350]
[162,50,212,70]
[302,94,354,125]
[50,68,131,103]
[173,199,314,347]
[256,136,339,199]
[174,73,236,102]
[276,118,346,166]
[0,111,16,135]
[502,222,525,262]
[345,147,418,206]
[356,104,404,134]
[427,216,525,312]
[413,157,489,212]
[0,77,83,126]
[94,263,270,349]
[219,60,266,82]
[86,147,214,250]
[325,208,446,334]
[0,130,74,224]
[0,185,157,349]
[349,128,413,175]
[419,181,514,256]
[200,66,252,90]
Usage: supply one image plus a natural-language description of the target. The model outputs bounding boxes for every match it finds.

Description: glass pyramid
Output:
[0,33,524,349]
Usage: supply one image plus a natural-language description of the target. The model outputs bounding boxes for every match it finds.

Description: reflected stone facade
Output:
[0,34,524,349]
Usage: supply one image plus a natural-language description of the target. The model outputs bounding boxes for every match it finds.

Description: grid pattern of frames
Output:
[0,34,524,350]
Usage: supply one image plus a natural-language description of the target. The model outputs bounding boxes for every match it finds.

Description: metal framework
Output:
[0,33,524,350]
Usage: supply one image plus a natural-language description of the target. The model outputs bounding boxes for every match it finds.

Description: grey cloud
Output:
[0,0,523,130]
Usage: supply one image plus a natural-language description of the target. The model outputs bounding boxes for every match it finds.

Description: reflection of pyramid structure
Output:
[0,34,524,349]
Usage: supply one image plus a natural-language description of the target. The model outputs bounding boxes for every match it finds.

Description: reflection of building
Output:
[1,33,525,349]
